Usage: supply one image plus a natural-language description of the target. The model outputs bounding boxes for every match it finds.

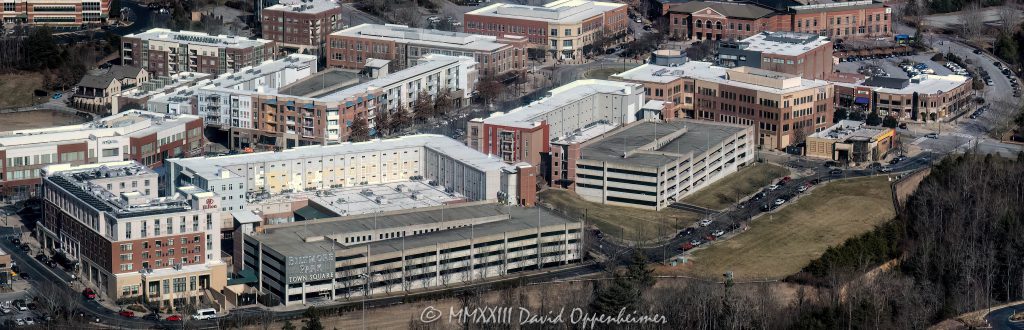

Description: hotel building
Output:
[39,161,226,306]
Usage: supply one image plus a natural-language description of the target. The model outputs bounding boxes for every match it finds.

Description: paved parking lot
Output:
[836,52,955,79]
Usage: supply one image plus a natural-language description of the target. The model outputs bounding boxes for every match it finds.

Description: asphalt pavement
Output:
[988,303,1024,330]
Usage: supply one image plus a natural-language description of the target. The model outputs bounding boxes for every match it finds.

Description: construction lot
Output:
[538,189,699,242]
[681,163,789,211]
[666,176,895,280]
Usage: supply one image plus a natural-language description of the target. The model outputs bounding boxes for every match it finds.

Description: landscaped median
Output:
[659,175,896,280]
[537,189,700,243]
[680,162,790,211]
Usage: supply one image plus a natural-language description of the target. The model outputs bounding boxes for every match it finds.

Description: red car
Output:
[82,288,96,300]
[679,242,695,251]
[118,310,135,318]
[704,234,717,241]
[166,315,182,321]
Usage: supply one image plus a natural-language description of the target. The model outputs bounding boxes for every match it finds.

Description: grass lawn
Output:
[538,189,700,242]
[670,176,895,280]
[0,73,44,109]
[681,162,789,210]
[583,65,637,79]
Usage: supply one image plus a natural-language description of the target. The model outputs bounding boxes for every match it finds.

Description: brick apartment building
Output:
[327,23,528,78]
[0,0,111,25]
[122,28,277,78]
[260,0,343,57]
[613,62,834,150]
[466,79,644,167]
[717,31,833,80]
[39,161,226,306]
[0,110,203,201]
[464,0,628,60]
[665,0,891,41]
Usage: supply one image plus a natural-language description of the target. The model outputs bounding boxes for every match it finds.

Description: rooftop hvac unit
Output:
[360,189,374,196]
[375,196,389,205]
[395,184,408,192]
[410,192,421,200]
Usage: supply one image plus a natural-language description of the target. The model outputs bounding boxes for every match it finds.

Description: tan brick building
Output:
[464,0,628,60]
[614,62,834,150]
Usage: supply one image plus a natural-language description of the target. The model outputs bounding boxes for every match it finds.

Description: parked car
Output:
[810,178,821,185]
[699,219,713,227]
[166,315,183,322]
[879,166,892,173]
[712,230,725,237]
[797,185,807,193]
[118,310,135,318]
[974,48,984,54]
[679,242,695,251]
[773,198,786,206]
[142,313,159,321]
[925,132,939,138]
[829,169,843,175]
[13,299,27,311]
[760,204,771,212]
[768,184,780,191]
[82,288,96,300]
[751,192,765,201]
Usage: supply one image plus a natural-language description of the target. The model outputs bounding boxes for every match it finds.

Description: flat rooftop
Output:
[467,0,624,23]
[44,161,200,219]
[121,72,212,99]
[476,79,640,129]
[553,122,619,145]
[835,74,970,95]
[333,24,513,52]
[810,120,891,141]
[615,62,828,93]
[0,110,200,148]
[791,0,885,13]
[277,69,365,98]
[265,0,340,14]
[581,120,747,168]
[739,31,831,56]
[318,54,468,102]
[206,54,318,92]
[261,181,467,218]
[125,28,273,49]
[251,202,532,256]
[169,134,510,179]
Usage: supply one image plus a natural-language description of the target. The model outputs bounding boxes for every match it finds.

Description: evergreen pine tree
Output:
[282,320,296,330]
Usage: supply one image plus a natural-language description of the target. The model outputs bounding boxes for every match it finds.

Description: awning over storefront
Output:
[854,97,870,104]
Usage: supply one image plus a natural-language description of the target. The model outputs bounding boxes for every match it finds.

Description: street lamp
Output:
[358,273,377,330]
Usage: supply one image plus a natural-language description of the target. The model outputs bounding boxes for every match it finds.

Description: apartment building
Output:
[466,79,645,166]
[557,119,754,210]
[241,202,580,306]
[38,161,226,307]
[165,134,532,212]
[260,0,343,56]
[806,120,894,162]
[613,62,833,149]
[152,53,477,148]
[464,0,629,59]
[834,74,973,122]
[665,0,891,41]
[74,66,149,113]
[122,28,278,78]
[0,0,110,25]
[327,24,528,78]
[0,110,202,201]
[717,31,833,80]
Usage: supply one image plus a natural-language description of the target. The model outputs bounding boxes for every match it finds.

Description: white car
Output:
[634,18,641,23]
[24,317,34,325]
[712,230,725,237]
[15,319,24,326]
[699,219,713,227]
[797,185,807,193]
[774,198,786,206]
[768,184,780,191]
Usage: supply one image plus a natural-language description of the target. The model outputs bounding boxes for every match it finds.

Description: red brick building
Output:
[327,23,528,78]
[717,31,834,80]
[260,0,343,57]
[0,110,203,201]
[0,0,112,25]
[665,0,891,41]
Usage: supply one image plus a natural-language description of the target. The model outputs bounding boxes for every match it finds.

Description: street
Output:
[988,303,1024,330]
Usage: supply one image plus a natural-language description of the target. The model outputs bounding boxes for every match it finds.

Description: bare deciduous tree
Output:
[999,1,1022,35]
